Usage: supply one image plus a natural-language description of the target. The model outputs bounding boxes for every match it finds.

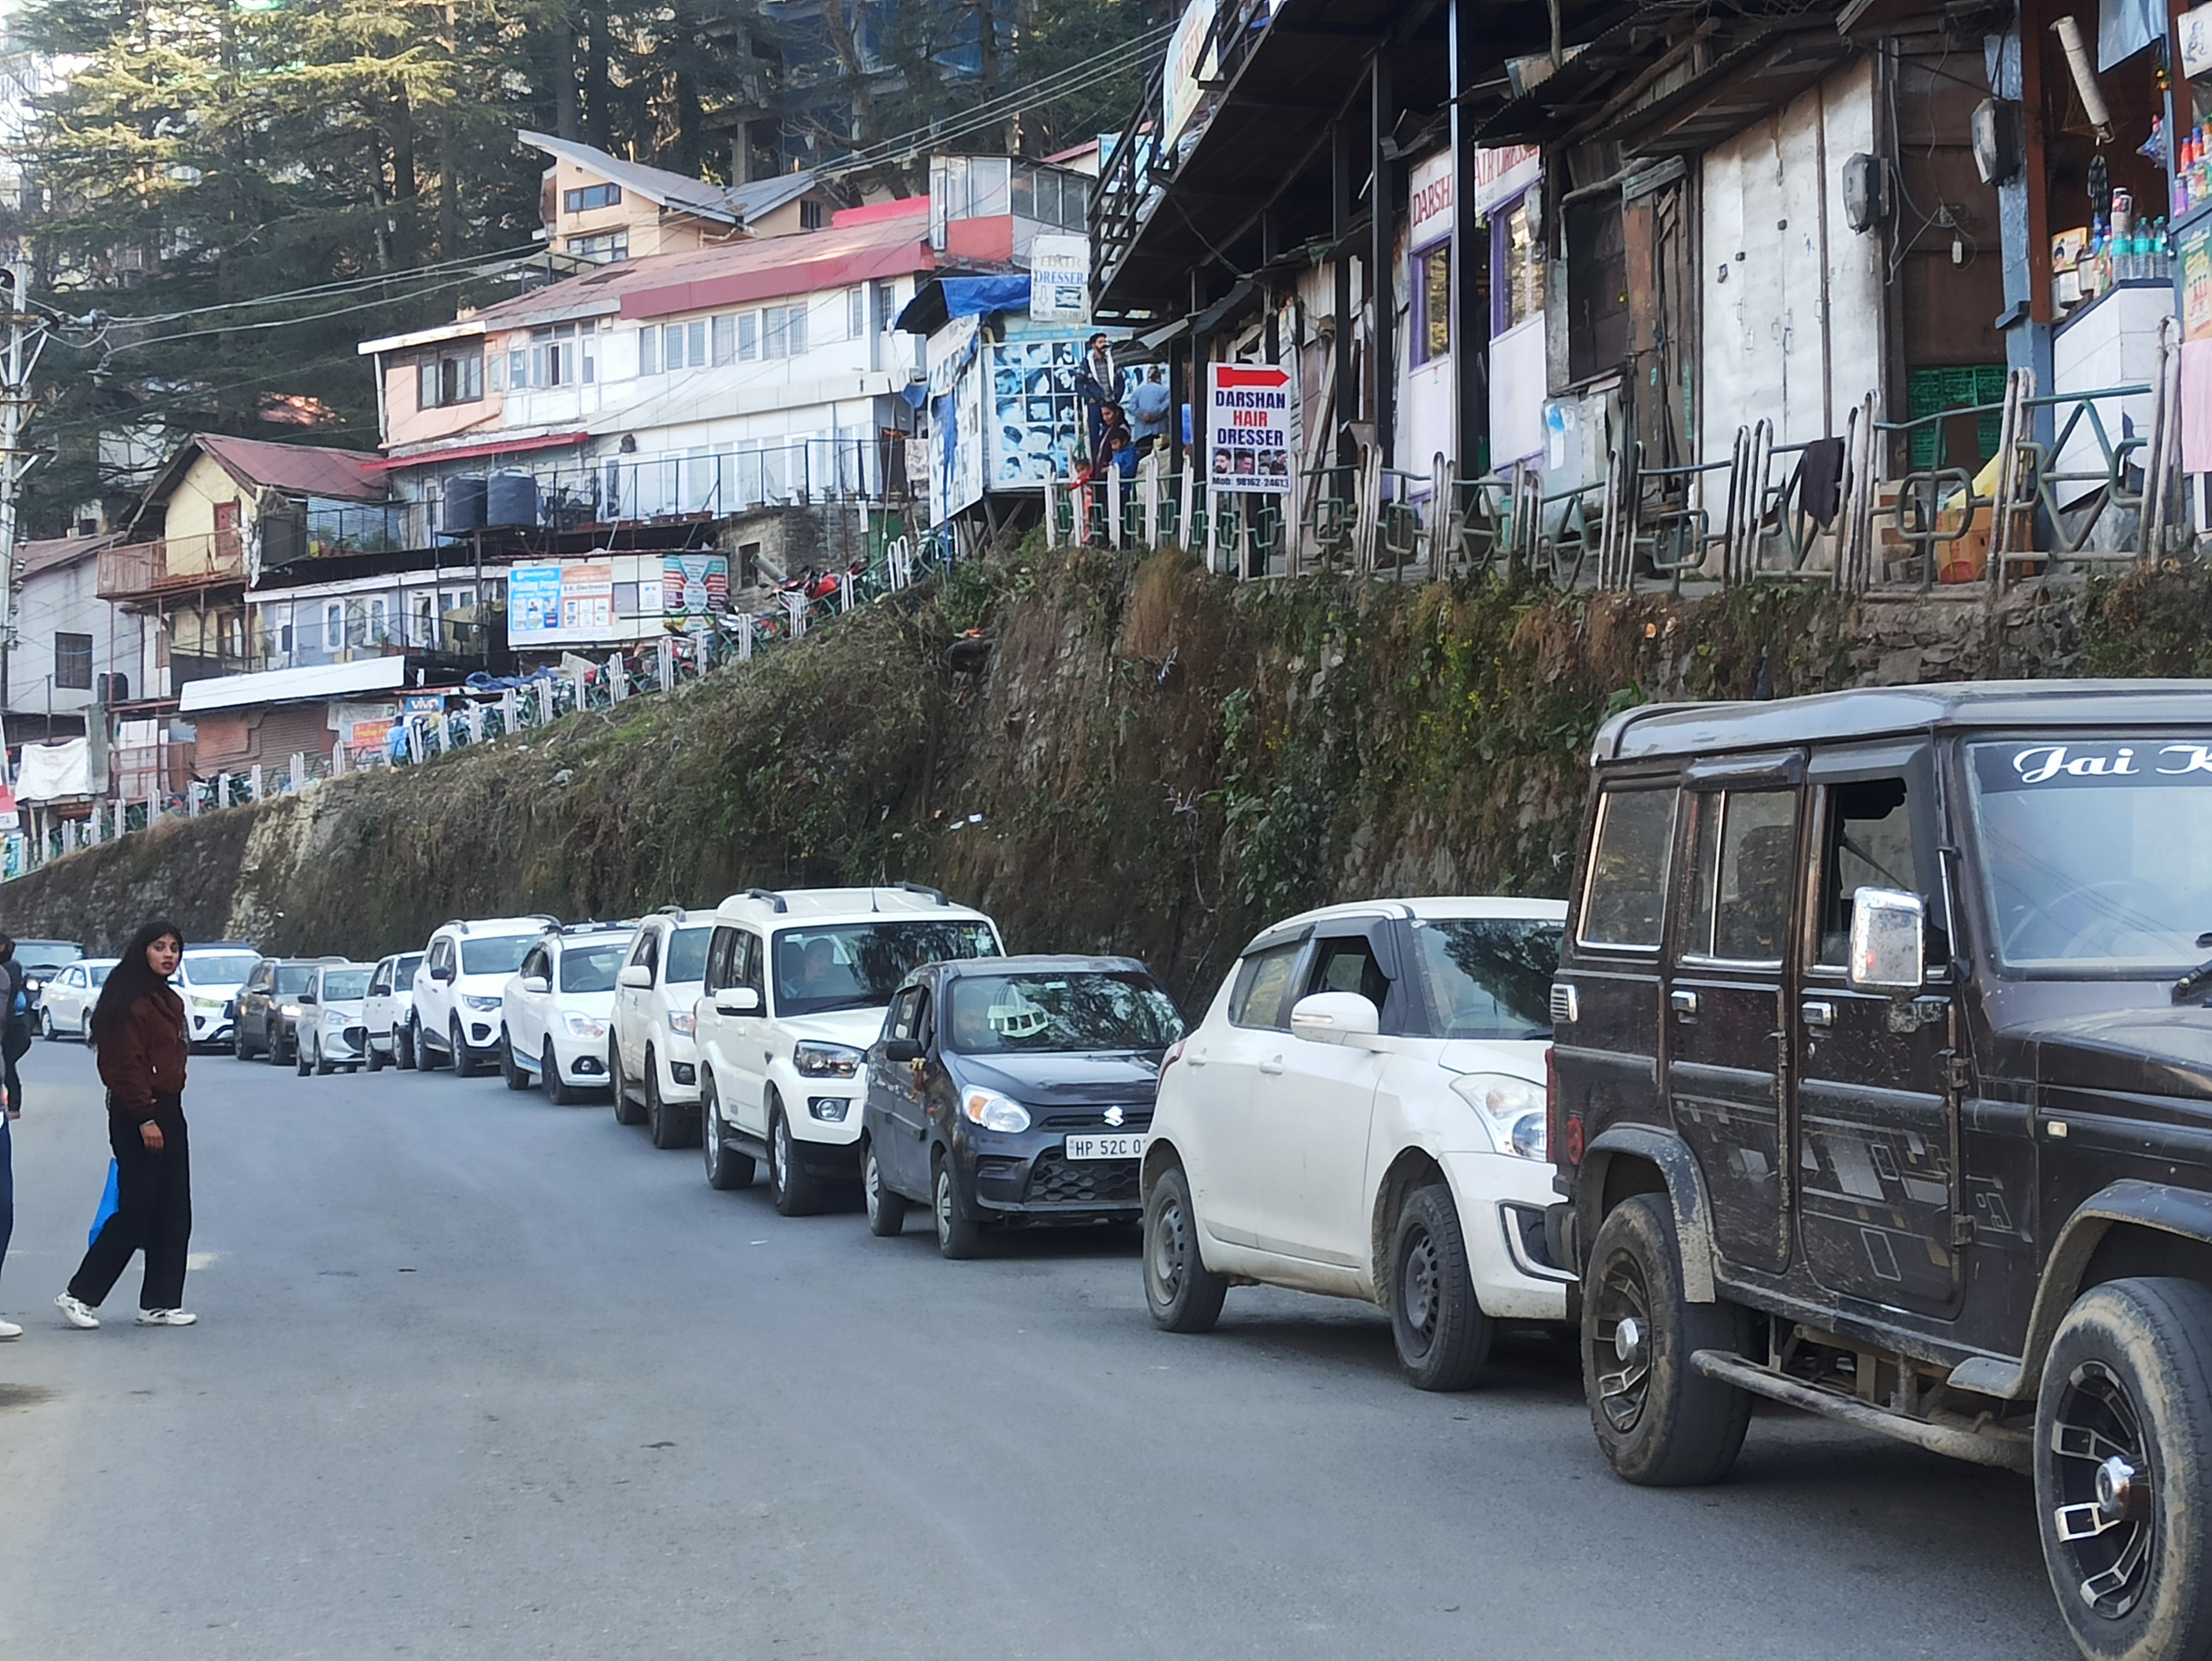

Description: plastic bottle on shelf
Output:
[2087,220,2107,297]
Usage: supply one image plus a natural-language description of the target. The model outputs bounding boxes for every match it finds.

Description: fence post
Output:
[289,753,305,793]
[607,653,626,703]
[249,763,264,802]
[657,636,675,691]
[840,572,854,614]
[1107,467,1123,550]
[1144,454,1161,548]
[785,591,808,640]
[502,687,520,731]
[1044,477,1061,548]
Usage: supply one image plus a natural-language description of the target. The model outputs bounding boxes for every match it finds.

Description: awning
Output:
[179,655,412,714]
[896,274,1038,335]
[368,432,589,474]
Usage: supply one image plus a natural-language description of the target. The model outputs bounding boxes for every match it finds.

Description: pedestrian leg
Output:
[140,1117,191,1311]
[0,1110,13,1290]
[67,1126,157,1308]
[3,1018,27,1118]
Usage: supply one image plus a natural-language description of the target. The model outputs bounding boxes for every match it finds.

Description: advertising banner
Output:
[1206,364,1295,491]
[661,553,730,622]
[508,559,615,644]
[1030,234,1090,322]
[2186,221,2212,342]
[1161,0,1218,151]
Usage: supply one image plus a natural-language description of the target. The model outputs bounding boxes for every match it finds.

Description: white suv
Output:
[1140,897,1571,1390]
[411,916,559,1077]
[178,943,262,1050]
[695,886,1002,1214]
[611,906,715,1148]
[498,923,637,1103]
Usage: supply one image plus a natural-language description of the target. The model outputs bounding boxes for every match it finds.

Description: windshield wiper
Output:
[2171,934,2212,1004]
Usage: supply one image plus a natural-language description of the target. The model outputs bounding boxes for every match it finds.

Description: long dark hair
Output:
[91,919,184,1045]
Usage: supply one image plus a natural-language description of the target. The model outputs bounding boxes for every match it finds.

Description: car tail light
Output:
[1161,1037,1188,1078]
[1547,1048,1583,1167]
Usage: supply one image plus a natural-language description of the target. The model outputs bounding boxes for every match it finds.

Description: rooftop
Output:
[519,132,828,229]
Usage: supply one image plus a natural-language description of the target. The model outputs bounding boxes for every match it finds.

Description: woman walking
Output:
[56,920,196,1329]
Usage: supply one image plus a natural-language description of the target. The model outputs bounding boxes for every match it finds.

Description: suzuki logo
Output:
[1103,1106,1125,1127]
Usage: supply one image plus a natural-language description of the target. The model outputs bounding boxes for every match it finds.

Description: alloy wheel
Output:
[2048,1358,2157,1619]
[772,1113,791,1196]
[934,1165,954,1245]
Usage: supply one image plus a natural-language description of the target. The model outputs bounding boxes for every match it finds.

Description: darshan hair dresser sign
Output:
[1205,364,1295,492]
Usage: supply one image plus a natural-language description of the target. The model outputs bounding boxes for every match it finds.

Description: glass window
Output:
[1227,941,1304,1030]
[367,597,389,642]
[1504,197,1545,332]
[735,931,763,996]
[273,964,317,995]
[322,603,344,652]
[397,953,422,981]
[1813,777,1939,966]
[666,926,710,984]
[630,930,659,976]
[770,920,999,1016]
[320,968,372,1001]
[886,986,926,1043]
[568,230,628,263]
[739,314,758,361]
[686,319,706,366]
[711,314,735,365]
[1408,917,1560,1039]
[564,183,621,212]
[1414,244,1451,366]
[558,940,630,993]
[1683,790,1797,963]
[639,327,660,375]
[1306,935,1389,1006]
[54,632,92,689]
[944,972,1183,1054]
[702,927,735,994]
[1579,789,1677,948]
[848,288,864,339]
[460,934,537,976]
[180,952,259,986]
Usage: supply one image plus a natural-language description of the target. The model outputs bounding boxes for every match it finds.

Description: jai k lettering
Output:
[2159,744,2212,775]
[2012,745,2139,782]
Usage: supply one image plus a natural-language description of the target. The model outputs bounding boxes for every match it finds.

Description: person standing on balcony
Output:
[1076,333,1118,457]
[1130,365,1172,456]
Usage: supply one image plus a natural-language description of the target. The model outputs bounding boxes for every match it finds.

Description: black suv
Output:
[1551,681,2212,1659]
[233,957,343,1065]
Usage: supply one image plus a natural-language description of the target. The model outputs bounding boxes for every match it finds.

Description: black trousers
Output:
[2,1014,29,1115]
[69,1102,191,1310]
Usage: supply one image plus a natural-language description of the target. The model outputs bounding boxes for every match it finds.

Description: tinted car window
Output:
[396,953,422,980]
[1307,936,1389,1008]
[184,952,262,986]
[1814,776,1934,965]
[665,927,710,984]
[461,935,537,976]
[945,972,1183,1055]
[1227,941,1304,1030]
[274,965,318,995]
[321,968,372,1000]
[1579,788,1677,948]
[771,921,999,1016]
[88,964,111,986]
[1684,789,1796,963]
[559,941,630,993]
[1408,918,1559,1039]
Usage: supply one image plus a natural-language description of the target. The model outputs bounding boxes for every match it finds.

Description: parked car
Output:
[296,963,375,1075]
[695,885,1003,1214]
[1140,897,1570,1391]
[14,939,83,1016]
[37,958,115,1041]
[499,923,637,1103]
[1545,681,2212,1658]
[860,955,1183,1258]
[361,952,424,1071]
[611,906,713,1147]
[233,956,340,1064]
[411,915,558,1076]
[177,943,263,1051]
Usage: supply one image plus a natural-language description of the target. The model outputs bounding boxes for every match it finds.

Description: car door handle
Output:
[1184,1046,1207,1067]
[1801,999,1835,1028]
[1259,1054,1284,1074]
[1670,989,1699,1020]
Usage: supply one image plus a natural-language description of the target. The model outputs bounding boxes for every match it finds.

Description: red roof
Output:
[371,431,588,474]
[195,434,387,503]
[20,530,121,576]
[831,197,929,227]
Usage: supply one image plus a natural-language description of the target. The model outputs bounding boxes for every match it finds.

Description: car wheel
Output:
[1388,1184,1494,1391]
[932,1152,983,1259]
[2035,1278,2212,1661]
[39,1008,53,1041]
[80,1012,92,1046]
[543,1040,577,1106]
[501,1030,531,1092]
[266,1022,285,1065]
[768,1101,823,1218]
[863,1139,907,1237]
[313,1038,334,1077]
[233,1024,249,1060]
[450,1018,482,1079]
[413,1015,442,1070]
[1582,1193,1754,1487]
[701,1076,754,1190]
[612,1036,645,1126]
[297,1034,313,1076]
[1142,1162,1227,1332]
[647,1058,680,1148]
[396,1024,417,1070]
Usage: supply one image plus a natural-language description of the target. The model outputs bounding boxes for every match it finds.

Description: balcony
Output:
[98,532,247,603]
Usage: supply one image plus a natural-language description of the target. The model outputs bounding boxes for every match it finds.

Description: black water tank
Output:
[442,476,488,532]
[486,472,540,528]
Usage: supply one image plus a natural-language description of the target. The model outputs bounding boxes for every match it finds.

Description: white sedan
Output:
[297,963,376,1075]
[39,958,116,1042]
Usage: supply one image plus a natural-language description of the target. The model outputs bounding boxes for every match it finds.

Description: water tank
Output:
[442,476,488,532]
[486,471,540,528]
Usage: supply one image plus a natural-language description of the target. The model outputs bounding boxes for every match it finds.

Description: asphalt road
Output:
[0,1036,2069,1661]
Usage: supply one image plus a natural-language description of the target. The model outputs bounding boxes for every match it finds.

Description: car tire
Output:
[266,1023,286,1065]
[701,1076,754,1190]
[612,1037,645,1126]
[313,1039,334,1077]
[396,1024,417,1070]
[501,1030,531,1092]
[768,1101,824,1218]
[297,1035,313,1076]
[1388,1184,1493,1392]
[2035,1277,2212,1661]
[233,1024,249,1060]
[1142,1162,1227,1333]
[543,1040,577,1106]
[863,1139,907,1237]
[451,1019,483,1079]
[932,1152,984,1259]
[80,1012,92,1046]
[39,1008,53,1041]
[646,1057,685,1149]
[413,1015,442,1071]
[365,1037,385,1074]
[1582,1193,1754,1487]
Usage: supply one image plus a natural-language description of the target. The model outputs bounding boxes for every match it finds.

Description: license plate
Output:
[1064,1133,1147,1161]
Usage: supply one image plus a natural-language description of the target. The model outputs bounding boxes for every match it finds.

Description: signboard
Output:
[1030,234,1090,321]
[2186,2,2212,80]
[1409,151,1455,250]
[1161,0,1218,151]
[661,553,730,621]
[400,693,446,716]
[1206,364,1295,491]
[507,559,615,644]
[559,562,613,635]
[2186,221,2212,341]
[1470,144,1541,216]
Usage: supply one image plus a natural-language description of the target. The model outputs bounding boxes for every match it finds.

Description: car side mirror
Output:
[883,1037,924,1063]
[1290,991,1381,1046]
[299,992,317,1006]
[431,964,454,983]
[1849,886,1925,993]
[520,974,550,995]
[715,986,762,1017]
[619,965,653,990]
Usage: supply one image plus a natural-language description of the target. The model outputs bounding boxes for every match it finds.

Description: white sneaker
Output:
[54,1293,98,1329]
[0,1317,21,1340]
[135,1308,196,1327]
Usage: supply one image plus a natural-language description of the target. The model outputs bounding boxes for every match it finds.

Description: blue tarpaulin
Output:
[937,275,1033,319]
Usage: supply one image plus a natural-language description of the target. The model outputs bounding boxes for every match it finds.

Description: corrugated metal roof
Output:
[195,434,388,503]
[520,132,830,228]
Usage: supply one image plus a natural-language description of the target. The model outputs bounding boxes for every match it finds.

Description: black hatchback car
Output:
[859,954,1184,1258]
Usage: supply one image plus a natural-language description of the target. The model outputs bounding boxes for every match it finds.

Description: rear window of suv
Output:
[1579,788,1677,948]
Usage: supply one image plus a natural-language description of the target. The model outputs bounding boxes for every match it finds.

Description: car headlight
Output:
[666,1008,695,1036]
[794,1041,862,1078]
[962,1089,1031,1133]
[564,1012,607,1040]
[190,995,224,1010]
[279,1003,301,1018]
[462,995,503,1012]
[1449,1073,1548,1160]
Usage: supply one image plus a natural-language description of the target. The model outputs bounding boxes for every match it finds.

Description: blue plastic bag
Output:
[88,1158,119,1245]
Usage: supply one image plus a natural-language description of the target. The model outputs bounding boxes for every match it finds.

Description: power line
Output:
[99,242,549,327]
[102,258,536,354]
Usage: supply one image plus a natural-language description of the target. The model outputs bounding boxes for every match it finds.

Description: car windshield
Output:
[773,920,1000,1016]
[665,927,710,985]
[461,935,537,976]
[1970,738,2212,974]
[183,952,260,986]
[1408,918,1561,1039]
[321,969,372,1001]
[19,941,81,973]
[945,972,1183,1055]
[274,965,318,995]
[559,941,630,993]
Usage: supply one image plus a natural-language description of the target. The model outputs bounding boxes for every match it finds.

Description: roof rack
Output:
[656,904,688,920]
[897,881,949,906]
[746,887,789,914]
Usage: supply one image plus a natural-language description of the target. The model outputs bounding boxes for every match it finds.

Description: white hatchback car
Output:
[412,916,558,1076]
[38,958,116,1041]
[1140,897,1571,1390]
[362,952,423,1071]
[296,962,375,1075]
[611,907,714,1147]
[695,885,1002,1215]
[499,924,637,1104]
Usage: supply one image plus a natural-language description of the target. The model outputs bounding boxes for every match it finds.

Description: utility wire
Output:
[101,241,549,327]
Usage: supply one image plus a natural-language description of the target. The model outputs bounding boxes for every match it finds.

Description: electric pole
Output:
[0,255,46,718]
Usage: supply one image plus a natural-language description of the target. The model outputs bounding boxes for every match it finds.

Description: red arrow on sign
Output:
[1215,367,1291,389]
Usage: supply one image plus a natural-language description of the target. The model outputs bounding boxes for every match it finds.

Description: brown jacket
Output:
[98,985,189,1119]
